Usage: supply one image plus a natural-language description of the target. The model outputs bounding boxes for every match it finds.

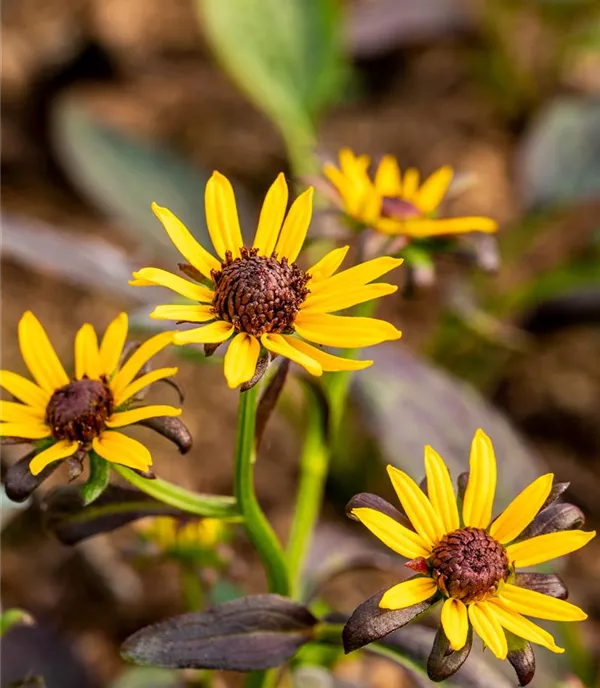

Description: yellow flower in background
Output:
[138,516,228,554]
[131,171,403,389]
[324,148,498,239]
[344,429,595,683]
[0,312,181,475]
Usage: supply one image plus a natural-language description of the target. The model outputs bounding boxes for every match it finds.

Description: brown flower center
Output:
[429,527,509,603]
[211,248,310,337]
[381,197,422,221]
[46,378,114,443]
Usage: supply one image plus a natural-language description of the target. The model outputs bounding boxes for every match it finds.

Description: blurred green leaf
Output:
[109,667,184,688]
[0,609,34,637]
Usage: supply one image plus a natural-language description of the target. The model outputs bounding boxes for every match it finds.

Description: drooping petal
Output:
[29,439,79,475]
[74,323,101,380]
[0,370,49,409]
[403,216,498,238]
[498,584,588,622]
[307,246,350,285]
[487,599,564,653]
[416,166,453,215]
[130,267,215,302]
[92,431,152,471]
[349,507,430,559]
[506,530,596,568]
[441,598,469,651]
[99,313,128,378]
[401,168,420,202]
[379,577,438,610]
[223,333,260,389]
[308,256,403,296]
[489,474,554,544]
[261,334,322,377]
[18,311,69,393]
[301,283,398,314]
[274,187,313,263]
[374,155,402,196]
[294,313,401,348]
[0,401,45,423]
[462,429,496,529]
[282,339,372,372]
[424,445,459,534]
[468,602,507,660]
[253,173,289,257]
[115,367,178,406]
[387,465,446,546]
[106,405,181,428]
[205,171,244,260]
[111,332,174,399]
[151,203,220,277]
[149,305,216,322]
[0,421,50,439]
[173,322,235,345]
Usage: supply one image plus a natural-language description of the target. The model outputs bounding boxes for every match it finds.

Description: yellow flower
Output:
[344,429,595,682]
[0,312,181,475]
[130,171,403,389]
[138,516,228,554]
[324,149,498,239]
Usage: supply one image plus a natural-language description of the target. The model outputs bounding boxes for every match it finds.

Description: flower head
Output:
[1,312,184,480]
[343,429,595,685]
[130,171,403,389]
[323,149,498,241]
[137,516,229,559]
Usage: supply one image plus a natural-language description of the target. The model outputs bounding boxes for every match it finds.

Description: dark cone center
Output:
[381,196,422,221]
[429,527,509,603]
[46,378,114,443]
[212,248,310,337]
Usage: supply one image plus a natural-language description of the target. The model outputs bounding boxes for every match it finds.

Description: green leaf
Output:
[79,451,110,505]
[0,609,34,637]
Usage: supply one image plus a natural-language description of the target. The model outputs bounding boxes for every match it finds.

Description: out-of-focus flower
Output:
[130,171,402,389]
[343,429,595,686]
[1,312,185,478]
[323,149,498,241]
[137,516,229,560]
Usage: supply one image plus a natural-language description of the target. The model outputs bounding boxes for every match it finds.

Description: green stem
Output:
[234,385,290,597]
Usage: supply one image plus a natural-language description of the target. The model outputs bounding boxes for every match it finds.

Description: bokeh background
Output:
[2,0,600,686]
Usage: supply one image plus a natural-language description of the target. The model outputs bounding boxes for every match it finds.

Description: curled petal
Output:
[507,642,536,687]
[427,625,472,683]
[513,573,567,600]
[4,449,59,502]
[138,416,193,455]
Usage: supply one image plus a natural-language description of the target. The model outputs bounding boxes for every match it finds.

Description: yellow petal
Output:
[309,256,403,295]
[498,584,588,622]
[173,321,235,345]
[0,371,49,409]
[0,421,51,440]
[18,311,69,393]
[403,216,498,238]
[253,173,289,257]
[387,465,446,546]
[29,439,79,475]
[92,431,152,471]
[205,171,244,260]
[261,334,322,377]
[111,332,174,399]
[149,305,216,322]
[301,283,398,314]
[99,313,128,378]
[401,168,420,202]
[441,598,469,651]
[415,166,453,215]
[114,367,178,406]
[506,530,596,568]
[130,267,215,302]
[489,474,554,545]
[487,599,564,653]
[223,333,260,389]
[295,312,401,349]
[350,507,430,559]
[374,155,402,196]
[151,203,221,277]
[106,405,181,428]
[74,323,101,380]
[462,429,496,529]
[424,446,459,533]
[282,339,372,372]
[323,162,349,200]
[379,577,438,610]
[307,246,350,284]
[468,602,507,660]
[274,187,314,263]
[0,401,45,423]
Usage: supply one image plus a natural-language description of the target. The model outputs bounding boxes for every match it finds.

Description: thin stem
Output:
[234,385,290,597]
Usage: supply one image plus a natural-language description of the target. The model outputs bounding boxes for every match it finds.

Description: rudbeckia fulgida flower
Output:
[130,171,403,389]
[343,429,595,686]
[1,312,187,491]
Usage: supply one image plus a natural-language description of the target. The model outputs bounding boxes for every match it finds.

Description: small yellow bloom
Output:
[0,312,182,475]
[131,171,403,389]
[138,516,228,554]
[323,148,498,239]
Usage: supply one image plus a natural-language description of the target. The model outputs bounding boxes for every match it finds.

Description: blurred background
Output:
[2,0,600,686]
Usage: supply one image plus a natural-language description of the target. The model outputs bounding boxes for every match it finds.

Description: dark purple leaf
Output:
[513,573,568,600]
[345,493,411,530]
[4,450,60,503]
[138,417,193,455]
[518,502,584,541]
[507,642,535,687]
[426,626,472,682]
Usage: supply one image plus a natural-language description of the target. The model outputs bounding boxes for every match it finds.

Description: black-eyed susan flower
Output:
[137,515,229,560]
[0,312,184,481]
[323,149,498,241]
[130,171,403,389]
[343,429,595,685]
